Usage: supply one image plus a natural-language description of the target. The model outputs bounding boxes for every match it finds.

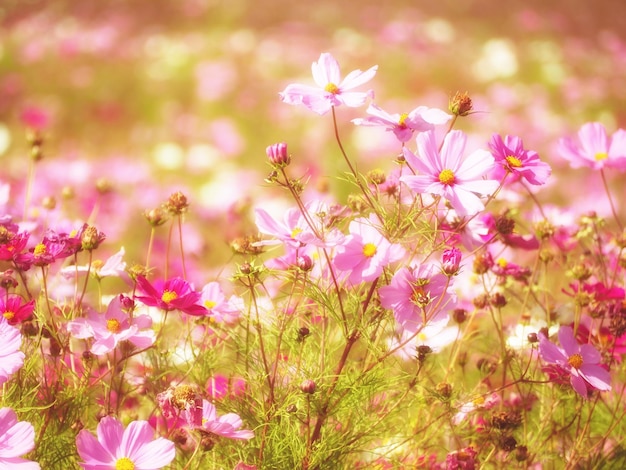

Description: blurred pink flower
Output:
[539,325,611,398]
[279,52,377,115]
[333,214,405,284]
[200,282,243,325]
[135,276,208,316]
[400,130,499,217]
[488,133,551,185]
[352,103,451,142]
[20,106,50,130]
[379,262,456,333]
[198,399,254,440]
[0,317,24,385]
[67,295,155,355]
[0,407,40,469]
[60,247,127,280]
[76,416,175,470]
[558,122,626,170]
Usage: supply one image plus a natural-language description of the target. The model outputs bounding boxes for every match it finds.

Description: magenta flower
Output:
[134,275,208,316]
[0,407,40,469]
[333,215,405,284]
[441,247,462,276]
[0,316,24,386]
[558,122,626,170]
[0,295,35,325]
[76,416,175,470]
[379,263,456,333]
[352,103,451,143]
[539,325,611,398]
[67,295,155,355]
[488,133,551,185]
[400,130,499,217]
[279,52,377,115]
[198,399,254,440]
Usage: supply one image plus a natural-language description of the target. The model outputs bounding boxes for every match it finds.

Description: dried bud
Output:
[144,207,169,227]
[297,326,310,342]
[490,292,507,308]
[436,382,452,399]
[166,191,189,215]
[527,332,539,344]
[473,251,493,275]
[0,272,18,290]
[30,144,44,161]
[535,220,555,239]
[449,91,473,116]
[82,350,94,362]
[266,142,290,167]
[347,194,367,213]
[41,196,56,210]
[515,445,529,462]
[499,435,517,452]
[473,293,489,309]
[21,321,39,337]
[539,249,554,263]
[81,225,106,251]
[95,178,113,194]
[49,336,62,357]
[417,345,432,362]
[367,168,386,185]
[300,379,317,394]
[570,264,592,281]
[199,431,216,451]
[495,214,515,236]
[452,308,467,324]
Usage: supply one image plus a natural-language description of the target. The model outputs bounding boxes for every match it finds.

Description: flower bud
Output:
[300,379,316,394]
[442,247,462,276]
[296,255,314,272]
[266,142,290,167]
[449,91,473,116]
[166,191,189,215]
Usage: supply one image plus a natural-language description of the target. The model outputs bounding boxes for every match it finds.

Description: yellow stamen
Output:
[115,457,135,470]
[362,243,377,258]
[497,258,508,268]
[438,169,455,185]
[324,82,339,94]
[506,155,522,168]
[33,243,47,256]
[106,318,121,333]
[161,290,178,304]
[3,311,15,321]
[595,152,608,161]
[568,353,583,369]
[291,227,303,239]
[398,113,409,127]
[204,300,217,309]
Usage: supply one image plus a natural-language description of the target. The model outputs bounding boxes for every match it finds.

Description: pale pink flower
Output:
[400,130,499,216]
[379,263,457,333]
[279,52,377,115]
[0,407,40,469]
[76,416,175,470]
[558,122,626,170]
[0,317,24,385]
[198,400,254,440]
[67,295,155,355]
[200,282,243,325]
[352,103,451,142]
[388,317,459,361]
[333,214,405,284]
[60,247,127,280]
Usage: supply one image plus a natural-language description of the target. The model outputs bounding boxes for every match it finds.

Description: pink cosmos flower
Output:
[0,295,35,324]
[379,263,457,333]
[76,416,175,470]
[352,103,451,142]
[539,325,611,398]
[558,122,626,170]
[134,276,208,316]
[488,133,551,185]
[0,316,24,385]
[197,399,254,440]
[333,214,405,284]
[400,130,499,217]
[279,52,377,115]
[200,282,243,325]
[67,295,155,355]
[60,247,127,280]
[0,407,40,469]
[388,316,459,360]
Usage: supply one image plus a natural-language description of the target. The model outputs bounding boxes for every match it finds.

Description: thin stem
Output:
[600,168,623,230]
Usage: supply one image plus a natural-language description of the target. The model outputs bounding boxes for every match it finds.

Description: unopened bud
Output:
[266,142,290,167]
[300,379,316,394]
[449,91,473,116]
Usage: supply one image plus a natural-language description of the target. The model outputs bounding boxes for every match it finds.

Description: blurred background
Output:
[1,0,625,278]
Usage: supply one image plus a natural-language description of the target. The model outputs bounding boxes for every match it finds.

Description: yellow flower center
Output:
[410,279,431,306]
[324,82,339,94]
[204,300,217,309]
[568,353,583,369]
[3,311,15,321]
[362,243,377,258]
[115,457,135,470]
[595,152,608,161]
[505,155,522,168]
[33,243,47,256]
[106,318,121,333]
[438,169,455,185]
[291,227,303,239]
[398,113,409,127]
[161,290,178,304]
[497,258,508,268]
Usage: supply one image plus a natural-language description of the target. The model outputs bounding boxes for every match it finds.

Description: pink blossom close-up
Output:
[134,275,208,316]
[400,130,500,217]
[558,122,626,170]
[488,133,552,185]
[0,317,25,386]
[75,416,176,470]
[0,407,40,469]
